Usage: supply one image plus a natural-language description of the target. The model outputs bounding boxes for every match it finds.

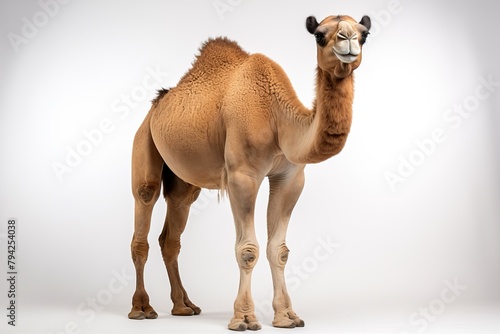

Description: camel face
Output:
[332,21,362,64]
[307,15,371,77]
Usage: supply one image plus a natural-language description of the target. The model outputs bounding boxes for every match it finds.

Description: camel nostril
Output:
[337,32,348,40]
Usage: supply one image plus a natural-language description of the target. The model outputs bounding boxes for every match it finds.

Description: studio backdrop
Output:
[0,0,499,333]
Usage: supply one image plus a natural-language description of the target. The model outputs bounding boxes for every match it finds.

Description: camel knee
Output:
[134,182,160,205]
[236,243,259,270]
[167,185,201,207]
[131,240,150,262]
[267,243,290,269]
[159,236,181,263]
[136,182,160,205]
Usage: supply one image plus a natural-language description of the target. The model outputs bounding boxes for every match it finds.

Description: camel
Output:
[128,14,371,331]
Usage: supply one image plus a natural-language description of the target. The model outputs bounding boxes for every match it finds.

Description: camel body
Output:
[129,14,371,331]
[151,38,293,190]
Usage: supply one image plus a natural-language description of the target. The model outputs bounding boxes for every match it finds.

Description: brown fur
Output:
[129,14,370,330]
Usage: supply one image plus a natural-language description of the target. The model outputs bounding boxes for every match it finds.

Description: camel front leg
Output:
[227,170,263,331]
[266,167,306,328]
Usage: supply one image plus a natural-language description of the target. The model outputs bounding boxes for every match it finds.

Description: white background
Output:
[1,0,499,333]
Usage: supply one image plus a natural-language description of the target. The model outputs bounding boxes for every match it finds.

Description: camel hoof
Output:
[128,310,145,320]
[247,321,262,331]
[145,309,158,319]
[273,318,296,328]
[128,307,158,320]
[172,306,195,316]
[228,319,262,331]
[272,312,305,328]
[191,306,202,315]
[273,316,305,328]
[228,321,248,331]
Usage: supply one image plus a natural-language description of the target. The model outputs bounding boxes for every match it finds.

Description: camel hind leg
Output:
[129,111,164,320]
[159,166,202,316]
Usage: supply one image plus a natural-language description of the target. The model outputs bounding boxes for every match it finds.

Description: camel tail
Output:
[150,87,174,198]
[152,88,170,107]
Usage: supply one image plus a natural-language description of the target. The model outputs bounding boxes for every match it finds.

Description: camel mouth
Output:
[326,129,347,138]
[333,51,358,64]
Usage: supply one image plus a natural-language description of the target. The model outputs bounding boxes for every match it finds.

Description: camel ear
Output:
[359,15,371,30]
[359,15,371,45]
[306,16,319,34]
[306,16,327,47]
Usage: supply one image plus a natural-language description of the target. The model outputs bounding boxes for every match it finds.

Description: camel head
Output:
[306,15,371,78]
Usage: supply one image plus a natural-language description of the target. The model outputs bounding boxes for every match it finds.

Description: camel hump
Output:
[174,37,249,86]
[198,37,249,59]
[195,37,249,69]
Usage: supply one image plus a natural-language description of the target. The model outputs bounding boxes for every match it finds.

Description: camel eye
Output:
[360,31,370,45]
[314,33,327,47]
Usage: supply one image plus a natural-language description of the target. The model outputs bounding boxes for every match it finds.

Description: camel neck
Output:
[274,66,355,165]
[304,68,354,163]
